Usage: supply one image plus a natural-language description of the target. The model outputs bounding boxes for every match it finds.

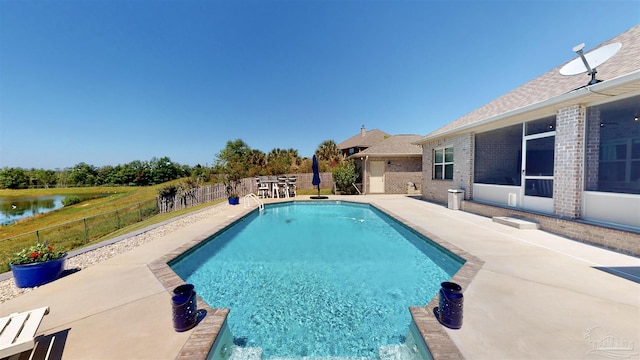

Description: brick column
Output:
[584,107,601,191]
[446,133,475,199]
[554,105,585,218]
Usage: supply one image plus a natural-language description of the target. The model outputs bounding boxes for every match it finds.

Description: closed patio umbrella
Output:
[311,155,327,199]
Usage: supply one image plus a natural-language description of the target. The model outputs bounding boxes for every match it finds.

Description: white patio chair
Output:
[257,176,270,198]
[278,177,289,198]
[0,306,50,359]
[269,176,279,198]
[287,176,297,197]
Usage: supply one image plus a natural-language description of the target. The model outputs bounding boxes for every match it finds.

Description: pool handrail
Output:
[244,193,264,212]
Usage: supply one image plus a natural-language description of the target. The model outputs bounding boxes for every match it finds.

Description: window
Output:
[434,147,454,180]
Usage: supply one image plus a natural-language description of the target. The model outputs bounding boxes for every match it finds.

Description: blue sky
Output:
[1,1,638,169]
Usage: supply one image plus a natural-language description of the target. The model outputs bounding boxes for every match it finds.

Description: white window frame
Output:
[433,146,454,180]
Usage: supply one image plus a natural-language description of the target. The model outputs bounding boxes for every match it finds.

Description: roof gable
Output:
[352,134,423,157]
[338,128,390,150]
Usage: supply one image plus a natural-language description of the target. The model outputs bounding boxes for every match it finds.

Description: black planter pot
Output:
[172,284,198,332]
[434,281,464,329]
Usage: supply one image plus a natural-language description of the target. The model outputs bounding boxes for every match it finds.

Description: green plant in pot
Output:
[215,161,241,205]
[227,188,240,205]
[217,173,241,205]
[9,241,67,288]
[214,139,250,205]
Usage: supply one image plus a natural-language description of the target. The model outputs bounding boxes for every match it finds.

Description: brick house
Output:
[349,134,423,194]
[414,25,639,255]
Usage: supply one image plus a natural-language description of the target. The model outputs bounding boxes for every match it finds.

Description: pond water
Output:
[0,195,83,225]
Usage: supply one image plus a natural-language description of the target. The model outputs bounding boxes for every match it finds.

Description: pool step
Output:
[268,358,369,360]
[379,343,420,359]
[229,344,418,360]
[229,346,263,360]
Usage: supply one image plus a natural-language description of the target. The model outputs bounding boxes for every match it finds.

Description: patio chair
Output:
[288,176,297,197]
[257,176,270,198]
[269,176,279,198]
[278,177,289,198]
[0,306,50,358]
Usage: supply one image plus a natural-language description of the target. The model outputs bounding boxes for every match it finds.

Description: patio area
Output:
[0,195,638,359]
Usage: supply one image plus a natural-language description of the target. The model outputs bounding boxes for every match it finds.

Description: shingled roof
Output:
[350,134,423,158]
[416,24,640,143]
[338,126,390,150]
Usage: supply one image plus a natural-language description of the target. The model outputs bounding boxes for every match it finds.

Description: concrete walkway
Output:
[1,196,638,359]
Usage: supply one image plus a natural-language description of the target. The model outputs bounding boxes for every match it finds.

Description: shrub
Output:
[332,160,358,194]
[62,195,82,206]
[157,184,178,198]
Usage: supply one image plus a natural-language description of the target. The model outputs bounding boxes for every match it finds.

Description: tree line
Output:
[0,139,346,189]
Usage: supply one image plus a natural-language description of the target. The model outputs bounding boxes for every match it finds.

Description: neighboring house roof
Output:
[349,134,423,158]
[338,127,390,150]
[416,24,640,143]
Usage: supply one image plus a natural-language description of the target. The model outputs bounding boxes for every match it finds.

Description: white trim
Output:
[348,153,421,159]
[583,191,640,229]
[433,146,454,180]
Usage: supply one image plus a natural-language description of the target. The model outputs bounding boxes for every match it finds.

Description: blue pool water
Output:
[171,201,463,358]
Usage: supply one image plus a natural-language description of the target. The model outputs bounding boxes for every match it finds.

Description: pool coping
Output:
[147,199,484,359]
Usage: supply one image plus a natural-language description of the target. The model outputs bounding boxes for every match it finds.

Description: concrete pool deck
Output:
[1,195,638,359]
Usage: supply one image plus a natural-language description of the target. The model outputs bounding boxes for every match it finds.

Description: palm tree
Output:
[285,148,301,171]
[315,140,344,167]
[247,149,267,176]
[266,148,291,175]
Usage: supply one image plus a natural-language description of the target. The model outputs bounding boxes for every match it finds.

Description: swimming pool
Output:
[171,201,463,358]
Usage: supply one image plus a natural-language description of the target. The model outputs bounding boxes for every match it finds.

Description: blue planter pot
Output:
[10,255,67,288]
[228,197,240,205]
